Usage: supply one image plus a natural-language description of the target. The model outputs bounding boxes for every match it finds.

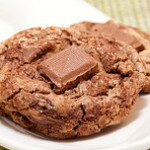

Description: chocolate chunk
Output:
[23,42,52,63]
[38,45,98,92]
[101,22,145,51]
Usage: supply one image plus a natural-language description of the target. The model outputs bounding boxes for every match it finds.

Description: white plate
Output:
[0,0,150,150]
[0,0,109,41]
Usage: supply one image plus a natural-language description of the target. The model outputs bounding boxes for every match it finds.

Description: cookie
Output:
[127,27,150,93]
[71,21,150,93]
[0,26,145,139]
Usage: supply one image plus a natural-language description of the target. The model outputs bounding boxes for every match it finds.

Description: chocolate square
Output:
[38,45,98,92]
[101,22,145,51]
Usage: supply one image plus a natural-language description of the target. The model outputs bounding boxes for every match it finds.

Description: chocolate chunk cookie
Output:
[71,21,150,93]
[0,26,145,139]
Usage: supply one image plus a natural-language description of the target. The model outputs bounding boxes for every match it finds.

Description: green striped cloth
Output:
[0,0,150,149]
[86,0,150,32]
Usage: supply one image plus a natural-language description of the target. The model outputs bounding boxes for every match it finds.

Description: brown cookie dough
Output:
[0,26,145,139]
[71,21,150,93]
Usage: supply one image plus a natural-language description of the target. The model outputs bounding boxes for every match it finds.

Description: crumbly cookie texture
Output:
[128,27,150,93]
[0,26,145,139]
[71,21,150,93]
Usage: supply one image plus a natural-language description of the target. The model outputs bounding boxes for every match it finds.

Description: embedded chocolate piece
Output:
[38,45,98,92]
[23,47,45,63]
[23,43,52,63]
[101,22,145,51]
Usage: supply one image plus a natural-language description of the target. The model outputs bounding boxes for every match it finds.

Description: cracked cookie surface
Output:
[0,26,145,139]
[71,21,150,93]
